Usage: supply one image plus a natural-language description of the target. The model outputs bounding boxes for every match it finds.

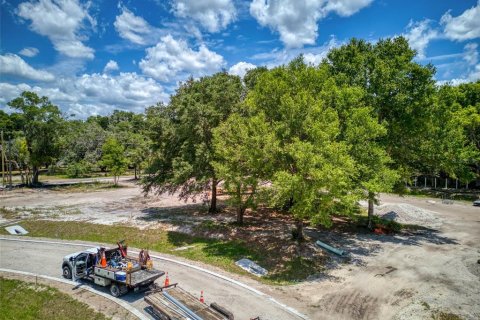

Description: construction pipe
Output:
[163,291,203,320]
[316,240,345,256]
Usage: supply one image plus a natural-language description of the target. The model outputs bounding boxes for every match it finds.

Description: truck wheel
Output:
[110,284,121,297]
[62,265,72,279]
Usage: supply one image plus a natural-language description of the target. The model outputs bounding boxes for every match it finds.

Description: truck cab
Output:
[62,247,100,280]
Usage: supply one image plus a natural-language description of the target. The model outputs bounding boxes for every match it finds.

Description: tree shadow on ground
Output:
[304,218,459,270]
[139,202,229,222]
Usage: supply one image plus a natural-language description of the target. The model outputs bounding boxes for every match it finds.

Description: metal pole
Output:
[414,177,417,187]
[455,179,458,189]
[424,177,427,188]
[445,178,448,189]
[1,130,4,187]
[8,138,12,188]
[434,177,437,189]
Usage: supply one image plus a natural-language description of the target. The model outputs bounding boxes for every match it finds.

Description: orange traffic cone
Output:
[100,252,107,267]
[199,290,204,303]
[164,272,170,287]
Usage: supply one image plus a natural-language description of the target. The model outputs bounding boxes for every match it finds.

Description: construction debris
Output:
[316,240,345,256]
[235,258,268,277]
[4,225,28,235]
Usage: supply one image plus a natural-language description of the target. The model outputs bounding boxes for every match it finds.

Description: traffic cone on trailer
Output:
[164,272,170,287]
[200,290,204,303]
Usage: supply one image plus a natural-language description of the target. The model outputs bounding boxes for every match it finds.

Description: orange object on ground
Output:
[164,272,169,287]
[374,227,386,235]
[200,290,204,303]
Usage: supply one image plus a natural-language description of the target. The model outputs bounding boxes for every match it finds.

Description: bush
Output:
[371,215,402,233]
[66,161,92,178]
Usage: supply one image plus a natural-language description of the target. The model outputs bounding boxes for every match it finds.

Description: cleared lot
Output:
[0,182,479,319]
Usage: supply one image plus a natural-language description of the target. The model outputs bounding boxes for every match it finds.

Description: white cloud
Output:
[17,0,95,59]
[251,36,339,67]
[19,47,39,57]
[171,0,236,33]
[229,62,256,78]
[0,53,55,81]
[463,43,478,65]
[139,35,225,82]
[103,60,119,73]
[404,19,439,58]
[249,0,372,48]
[438,64,480,85]
[440,1,480,41]
[0,72,168,117]
[114,6,163,45]
[323,0,374,17]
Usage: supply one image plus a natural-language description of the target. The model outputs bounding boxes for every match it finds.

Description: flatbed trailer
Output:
[145,283,234,320]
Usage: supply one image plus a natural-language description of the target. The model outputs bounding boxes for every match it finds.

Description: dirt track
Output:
[1,182,479,319]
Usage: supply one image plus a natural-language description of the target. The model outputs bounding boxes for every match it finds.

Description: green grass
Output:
[431,311,463,320]
[0,277,109,320]
[0,207,18,219]
[399,188,479,202]
[0,219,320,284]
[48,182,126,193]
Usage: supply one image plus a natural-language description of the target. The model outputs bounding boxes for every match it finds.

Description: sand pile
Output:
[374,203,441,227]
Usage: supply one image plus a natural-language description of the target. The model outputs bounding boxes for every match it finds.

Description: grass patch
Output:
[48,182,126,193]
[0,219,320,284]
[0,207,18,220]
[400,188,479,202]
[0,277,109,320]
[431,311,463,320]
[265,257,322,284]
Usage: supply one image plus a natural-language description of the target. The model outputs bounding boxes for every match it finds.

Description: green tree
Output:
[213,113,277,224]
[325,37,437,179]
[61,120,107,169]
[421,84,480,183]
[318,82,399,227]
[143,72,243,212]
[100,137,128,185]
[7,91,64,185]
[245,58,358,239]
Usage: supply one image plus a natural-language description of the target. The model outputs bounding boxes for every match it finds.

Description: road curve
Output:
[0,237,305,320]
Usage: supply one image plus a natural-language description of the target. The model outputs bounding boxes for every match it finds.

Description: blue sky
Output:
[1,0,479,118]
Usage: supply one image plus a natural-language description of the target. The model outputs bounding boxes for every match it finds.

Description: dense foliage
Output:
[1,37,479,236]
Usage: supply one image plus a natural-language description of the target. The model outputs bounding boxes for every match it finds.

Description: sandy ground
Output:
[1,182,479,319]
[275,194,480,320]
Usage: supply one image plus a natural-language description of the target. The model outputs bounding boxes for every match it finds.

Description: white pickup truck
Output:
[61,244,164,297]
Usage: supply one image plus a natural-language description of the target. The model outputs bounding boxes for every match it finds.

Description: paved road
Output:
[0,237,303,320]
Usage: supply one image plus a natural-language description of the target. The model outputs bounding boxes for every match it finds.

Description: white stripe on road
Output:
[0,237,308,320]
[0,268,150,320]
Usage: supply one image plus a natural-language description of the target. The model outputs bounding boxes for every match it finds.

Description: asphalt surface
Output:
[0,237,302,320]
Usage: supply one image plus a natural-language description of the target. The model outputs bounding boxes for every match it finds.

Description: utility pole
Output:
[8,138,12,188]
[1,130,4,187]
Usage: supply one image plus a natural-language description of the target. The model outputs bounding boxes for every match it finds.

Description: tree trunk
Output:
[134,165,138,180]
[367,191,375,229]
[236,185,244,224]
[236,206,244,224]
[32,166,39,185]
[209,178,218,213]
[293,219,304,242]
